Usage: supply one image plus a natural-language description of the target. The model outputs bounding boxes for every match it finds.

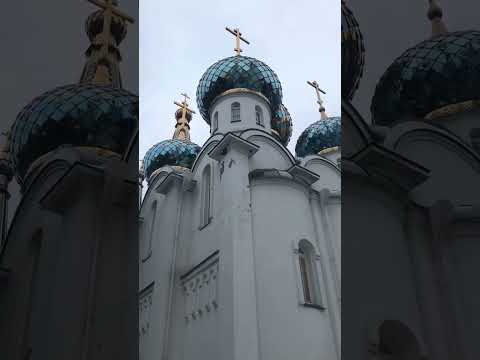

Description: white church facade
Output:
[0,0,479,359]
[139,30,342,360]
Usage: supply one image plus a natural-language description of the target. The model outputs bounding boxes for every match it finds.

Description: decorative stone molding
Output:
[208,133,259,161]
[350,143,430,192]
[139,282,154,337]
[425,99,480,121]
[180,251,220,323]
[249,168,319,195]
[155,172,182,195]
[287,165,320,186]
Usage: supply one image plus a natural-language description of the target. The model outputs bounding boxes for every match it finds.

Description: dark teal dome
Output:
[196,56,283,122]
[272,104,293,145]
[342,0,365,100]
[371,30,480,125]
[295,116,341,157]
[143,139,200,182]
[11,84,138,184]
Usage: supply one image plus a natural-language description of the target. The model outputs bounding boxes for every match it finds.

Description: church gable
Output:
[383,122,480,206]
[302,156,340,192]
[244,132,295,171]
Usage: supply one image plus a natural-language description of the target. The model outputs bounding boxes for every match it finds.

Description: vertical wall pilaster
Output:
[428,200,466,360]
[211,136,260,360]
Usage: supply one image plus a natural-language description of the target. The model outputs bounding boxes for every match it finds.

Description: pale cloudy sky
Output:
[140,0,341,158]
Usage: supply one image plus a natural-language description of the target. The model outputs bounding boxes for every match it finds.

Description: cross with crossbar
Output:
[226,27,250,56]
[174,93,196,120]
[87,0,134,57]
[307,80,328,119]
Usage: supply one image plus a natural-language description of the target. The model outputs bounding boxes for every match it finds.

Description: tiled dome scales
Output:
[196,27,293,146]
[341,0,365,100]
[296,81,341,158]
[10,0,138,188]
[142,94,201,183]
[371,0,480,125]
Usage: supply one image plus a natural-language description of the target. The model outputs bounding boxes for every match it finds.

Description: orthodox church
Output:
[0,1,139,359]
[342,0,480,359]
[139,28,342,360]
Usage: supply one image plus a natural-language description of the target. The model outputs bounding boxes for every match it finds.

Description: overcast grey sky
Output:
[349,0,479,121]
[140,0,341,157]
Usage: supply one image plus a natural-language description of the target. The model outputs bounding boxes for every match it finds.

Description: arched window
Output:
[213,111,219,132]
[231,102,241,122]
[255,105,264,127]
[200,165,212,227]
[372,320,422,359]
[297,239,323,308]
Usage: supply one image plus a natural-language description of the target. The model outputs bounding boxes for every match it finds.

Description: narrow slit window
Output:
[200,165,212,227]
[299,251,312,303]
[213,111,219,132]
[231,102,241,122]
[297,239,323,308]
[255,106,264,127]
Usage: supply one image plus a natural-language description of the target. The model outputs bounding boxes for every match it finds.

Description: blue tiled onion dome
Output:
[196,56,283,123]
[342,0,365,100]
[11,84,138,184]
[143,139,200,182]
[272,104,293,146]
[371,30,480,125]
[295,116,341,158]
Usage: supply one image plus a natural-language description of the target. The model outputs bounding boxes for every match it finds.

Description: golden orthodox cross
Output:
[174,93,196,120]
[307,80,328,119]
[87,0,134,57]
[226,27,250,56]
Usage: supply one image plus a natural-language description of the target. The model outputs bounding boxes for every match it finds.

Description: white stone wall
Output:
[250,177,339,360]
[139,173,183,360]
[139,95,342,360]
[209,91,272,135]
[341,176,426,360]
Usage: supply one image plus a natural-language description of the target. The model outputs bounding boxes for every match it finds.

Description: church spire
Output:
[173,93,195,141]
[307,80,328,120]
[427,0,448,37]
[80,0,135,87]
